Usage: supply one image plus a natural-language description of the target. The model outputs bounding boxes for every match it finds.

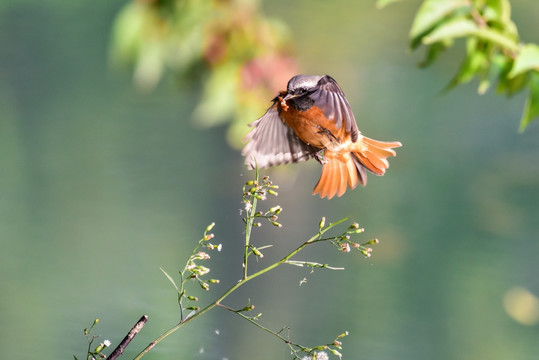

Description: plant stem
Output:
[243,168,259,279]
[133,215,348,359]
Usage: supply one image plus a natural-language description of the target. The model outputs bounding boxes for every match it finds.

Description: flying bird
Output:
[242,75,402,199]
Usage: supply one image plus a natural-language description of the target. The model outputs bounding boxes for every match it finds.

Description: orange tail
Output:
[312,136,401,199]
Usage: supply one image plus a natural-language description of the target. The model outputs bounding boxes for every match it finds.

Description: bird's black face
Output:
[285,75,323,111]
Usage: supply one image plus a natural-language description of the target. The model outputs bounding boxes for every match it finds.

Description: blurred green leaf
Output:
[409,0,469,49]
[422,16,477,45]
[478,52,507,94]
[484,0,512,24]
[498,72,527,97]
[376,0,403,9]
[419,40,452,68]
[422,16,519,52]
[110,2,148,65]
[508,43,539,78]
[473,27,519,52]
[193,62,239,127]
[133,40,165,92]
[444,37,487,91]
[519,71,539,131]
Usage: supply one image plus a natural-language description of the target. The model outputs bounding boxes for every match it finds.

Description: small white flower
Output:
[341,243,351,253]
[316,351,329,360]
[103,340,111,347]
[244,201,252,212]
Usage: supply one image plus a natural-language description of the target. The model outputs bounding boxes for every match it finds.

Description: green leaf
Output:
[423,17,477,45]
[376,0,403,9]
[419,40,452,68]
[498,73,528,97]
[473,27,519,52]
[422,17,519,52]
[495,55,528,96]
[508,44,539,78]
[160,267,180,293]
[519,71,539,131]
[193,62,239,127]
[485,0,512,24]
[409,0,469,49]
[478,53,507,94]
[444,38,488,91]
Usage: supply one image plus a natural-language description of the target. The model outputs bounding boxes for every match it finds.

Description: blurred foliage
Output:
[381,0,539,131]
[111,0,539,149]
[110,0,299,147]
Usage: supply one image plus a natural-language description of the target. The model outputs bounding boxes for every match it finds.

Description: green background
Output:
[1,1,538,359]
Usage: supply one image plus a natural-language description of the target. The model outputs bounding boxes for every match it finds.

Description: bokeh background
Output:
[1,1,539,359]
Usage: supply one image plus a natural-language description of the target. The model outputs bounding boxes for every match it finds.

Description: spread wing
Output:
[242,103,318,169]
[310,75,360,142]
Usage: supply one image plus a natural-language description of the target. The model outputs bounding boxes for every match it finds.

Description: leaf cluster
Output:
[110,0,298,144]
[405,0,539,130]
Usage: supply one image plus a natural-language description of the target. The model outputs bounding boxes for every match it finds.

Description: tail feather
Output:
[313,152,358,199]
[353,136,402,176]
[312,136,402,199]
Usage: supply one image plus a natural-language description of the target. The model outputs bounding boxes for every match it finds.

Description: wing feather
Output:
[242,103,318,169]
[311,76,359,142]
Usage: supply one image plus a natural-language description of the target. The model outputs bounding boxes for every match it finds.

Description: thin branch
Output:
[132,218,351,359]
[108,315,148,360]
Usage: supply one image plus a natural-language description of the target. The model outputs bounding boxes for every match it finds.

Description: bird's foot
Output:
[315,125,340,145]
[315,150,329,164]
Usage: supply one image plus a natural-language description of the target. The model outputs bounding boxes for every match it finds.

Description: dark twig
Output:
[108,315,148,360]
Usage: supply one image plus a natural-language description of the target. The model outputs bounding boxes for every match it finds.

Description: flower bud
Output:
[196,266,210,275]
[205,222,215,232]
[245,180,255,186]
[271,221,282,228]
[267,189,278,196]
[208,278,220,284]
[252,247,263,257]
[319,217,326,229]
[269,205,282,214]
[187,295,199,301]
[94,344,104,354]
[329,349,342,358]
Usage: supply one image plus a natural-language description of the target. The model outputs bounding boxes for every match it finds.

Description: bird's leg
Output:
[314,149,329,164]
[315,125,340,145]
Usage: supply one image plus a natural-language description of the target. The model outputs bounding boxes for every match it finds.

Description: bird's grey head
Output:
[287,75,323,94]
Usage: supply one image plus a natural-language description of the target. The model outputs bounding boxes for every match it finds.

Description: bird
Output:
[242,74,402,199]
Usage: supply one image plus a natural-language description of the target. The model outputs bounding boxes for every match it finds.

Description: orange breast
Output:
[279,104,351,151]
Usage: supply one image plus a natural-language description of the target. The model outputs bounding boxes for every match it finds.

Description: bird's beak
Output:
[283,93,296,101]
